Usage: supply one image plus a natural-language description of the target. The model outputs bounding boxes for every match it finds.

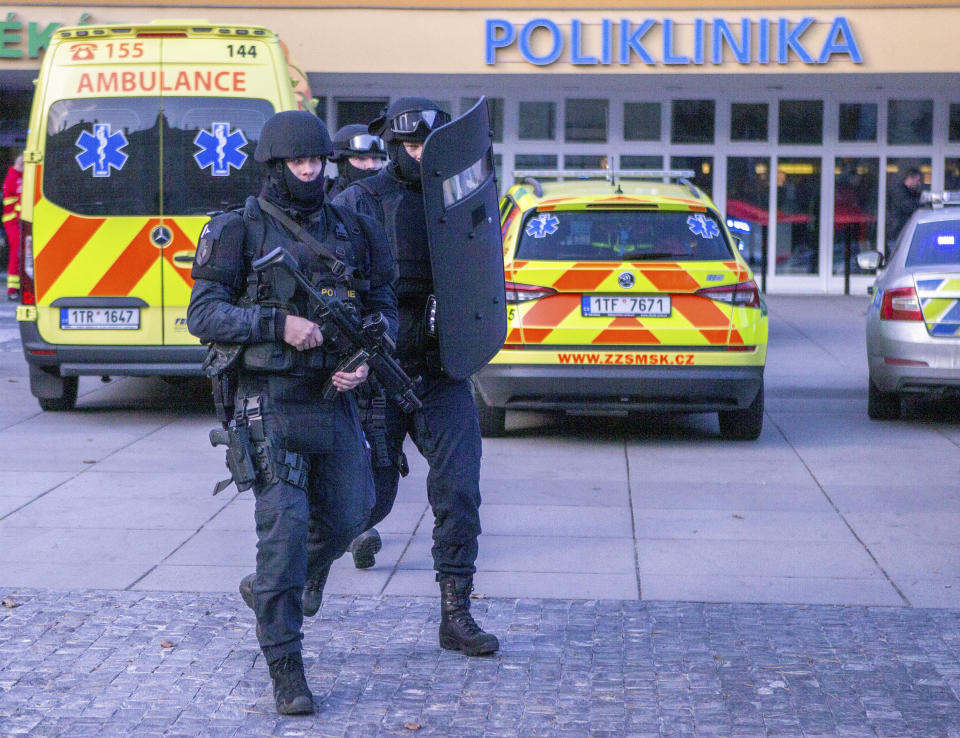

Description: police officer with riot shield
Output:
[324,124,387,199]
[334,97,506,657]
[187,110,397,715]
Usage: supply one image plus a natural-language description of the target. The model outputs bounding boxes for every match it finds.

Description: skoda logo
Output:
[618,271,636,289]
[150,225,173,247]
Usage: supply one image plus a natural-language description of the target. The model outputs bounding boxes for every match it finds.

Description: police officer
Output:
[187,110,397,715]
[334,97,499,657]
[324,123,387,199]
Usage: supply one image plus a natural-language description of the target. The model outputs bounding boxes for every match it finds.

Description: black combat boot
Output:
[438,575,499,656]
[267,652,314,715]
[302,564,331,618]
[349,528,382,569]
[238,572,255,611]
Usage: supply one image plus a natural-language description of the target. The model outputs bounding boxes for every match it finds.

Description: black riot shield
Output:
[420,98,507,381]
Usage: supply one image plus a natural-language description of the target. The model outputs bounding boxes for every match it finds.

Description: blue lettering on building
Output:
[485,16,862,68]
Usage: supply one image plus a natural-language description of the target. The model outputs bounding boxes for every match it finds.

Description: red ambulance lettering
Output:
[77,70,246,94]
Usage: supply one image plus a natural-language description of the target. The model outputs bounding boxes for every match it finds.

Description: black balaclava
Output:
[262,159,326,216]
[339,159,380,187]
[390,141,422,189]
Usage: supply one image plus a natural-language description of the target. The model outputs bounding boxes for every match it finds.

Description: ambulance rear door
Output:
[34,35,167,346]
[157,29,283,345]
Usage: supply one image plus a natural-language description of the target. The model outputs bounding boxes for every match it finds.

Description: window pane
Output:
[314,97,327,124]
[624,102,661,141]
[671,100,715,144]
[516,209,732,261]
[950,104,960,143]
[44,98,160,216]
[726,157,770,273]
[670,156,713,198]
[946,158,960,190]
[461,97,503,142]
[565,99,608,142]
[833,158,879,275]
[906,220,960,267]
[779,100,823,144]
[775,158,821,275]
[731,103,768,141]
[163,98,275,215]
[620,155,663,170]
[565,154,607,170]
[838,103,877,142]
[885,157,929,251]
[515,154,557,170]
[519,102,555,140]
[335,99,388,129]
[887,99,933,145]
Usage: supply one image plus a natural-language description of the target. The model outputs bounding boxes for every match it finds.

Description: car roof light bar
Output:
[513,169,699,198]
[920,191,960,209]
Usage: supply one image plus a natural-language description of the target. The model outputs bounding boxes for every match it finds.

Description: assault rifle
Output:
[252,246,422,414]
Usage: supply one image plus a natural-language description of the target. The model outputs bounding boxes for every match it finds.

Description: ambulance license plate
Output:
[60,307,140,330]
[581,295,671,317]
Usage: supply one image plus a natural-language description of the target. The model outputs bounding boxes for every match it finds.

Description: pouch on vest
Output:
[241,342,296,373]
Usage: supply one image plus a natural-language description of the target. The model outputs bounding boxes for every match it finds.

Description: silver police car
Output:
[857,192,960,419]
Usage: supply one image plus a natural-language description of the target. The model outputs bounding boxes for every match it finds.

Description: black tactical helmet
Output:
[369,97,451,143]
[254,110,334,163]
[331,123,387,162]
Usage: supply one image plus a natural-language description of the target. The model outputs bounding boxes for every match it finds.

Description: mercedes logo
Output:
[618,271,635,288]
[150,225,173,247]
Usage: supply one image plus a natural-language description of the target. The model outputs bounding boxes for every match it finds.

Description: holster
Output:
[358,381,392,469]
[207,394,309,495]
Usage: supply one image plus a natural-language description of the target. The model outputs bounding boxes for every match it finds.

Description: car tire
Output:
[37,376,79,412]
[718,384,763,441]
[867,379,900,420]
[471,379,506,437]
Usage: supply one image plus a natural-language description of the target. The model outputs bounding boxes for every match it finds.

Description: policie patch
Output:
[196,224,214,266]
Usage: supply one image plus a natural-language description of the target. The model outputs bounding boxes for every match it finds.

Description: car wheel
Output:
[471,379,506,437]
[867,379,900,420]
[718,384,763,441]
[37,376,79,412]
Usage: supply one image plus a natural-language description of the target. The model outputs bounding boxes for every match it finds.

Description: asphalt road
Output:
[0,294,958,608]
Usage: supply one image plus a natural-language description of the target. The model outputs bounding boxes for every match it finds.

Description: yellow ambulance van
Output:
[16,21,301,410]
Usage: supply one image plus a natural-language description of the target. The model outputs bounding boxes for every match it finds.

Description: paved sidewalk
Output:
[3,589,960,737]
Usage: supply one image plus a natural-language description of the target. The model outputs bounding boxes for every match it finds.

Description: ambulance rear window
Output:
[44,97,274,217]
[516,209,734,261]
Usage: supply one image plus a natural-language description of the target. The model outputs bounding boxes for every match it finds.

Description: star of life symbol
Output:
[525,214,560,239]
[75,124,129,178]
[687,214,720,239]
[193,122,248,176]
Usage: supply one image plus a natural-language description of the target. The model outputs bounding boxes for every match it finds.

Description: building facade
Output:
[3,0,960,294]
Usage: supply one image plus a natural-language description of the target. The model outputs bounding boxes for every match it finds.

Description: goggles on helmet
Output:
[389,109,451,135]
[347,134,386,155]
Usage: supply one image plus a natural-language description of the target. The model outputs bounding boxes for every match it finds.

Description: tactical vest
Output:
[354,168,433,301]
[240,196,370,373]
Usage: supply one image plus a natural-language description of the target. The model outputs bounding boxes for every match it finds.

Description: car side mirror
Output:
[856,250,883,271]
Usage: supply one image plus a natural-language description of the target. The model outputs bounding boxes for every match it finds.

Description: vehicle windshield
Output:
[906,220,960,267]
[515,209,733,261]
[44,97,274,216]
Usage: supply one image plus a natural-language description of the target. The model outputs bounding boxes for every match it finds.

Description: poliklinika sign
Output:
[485,17,862,67]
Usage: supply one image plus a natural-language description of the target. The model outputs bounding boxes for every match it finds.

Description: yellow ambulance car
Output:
[474,170,769,439]
[16,21,300,410]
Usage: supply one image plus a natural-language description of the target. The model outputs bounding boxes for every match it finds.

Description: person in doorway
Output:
[187,111,397,715]
[3,153,23,300]
[886,168,923,254]
[333,97,499,657]
[324,124,387,199]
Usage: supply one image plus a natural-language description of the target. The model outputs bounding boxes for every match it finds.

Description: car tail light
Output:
[505,281,557,303]
[880,286,923,321]
[19,220,35,306]
[694,279,762,308]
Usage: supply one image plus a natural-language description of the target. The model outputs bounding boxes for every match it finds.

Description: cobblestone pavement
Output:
[2,590,960,736]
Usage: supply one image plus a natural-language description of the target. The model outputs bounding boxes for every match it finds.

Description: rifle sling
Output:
[257,197,354,281]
